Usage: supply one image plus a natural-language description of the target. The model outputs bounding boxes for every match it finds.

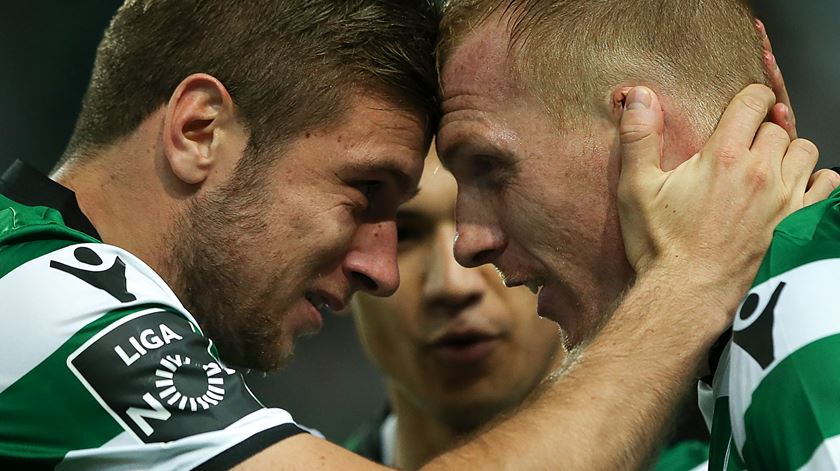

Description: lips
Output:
[429,330,503,365]
[304,290,346,313]
[299,296,325,333]
[501,273,545,295]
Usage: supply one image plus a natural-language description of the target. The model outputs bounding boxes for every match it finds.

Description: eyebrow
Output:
[437,140,509,170]
[348,160,421,202]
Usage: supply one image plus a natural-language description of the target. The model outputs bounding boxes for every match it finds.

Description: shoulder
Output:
[755,188,840,285]
[60,305,309,469]
[726,219,840,469]
[0,241,197,339]
[1,289,309,469]
[0,238,309,468]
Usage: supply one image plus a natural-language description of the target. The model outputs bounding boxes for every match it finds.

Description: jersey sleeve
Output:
[0,242,308,470]
[728,239,840,471]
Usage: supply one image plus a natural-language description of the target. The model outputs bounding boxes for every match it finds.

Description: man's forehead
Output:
[440,18,518,105]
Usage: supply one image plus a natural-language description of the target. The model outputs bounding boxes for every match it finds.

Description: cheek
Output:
[303,206,359,262]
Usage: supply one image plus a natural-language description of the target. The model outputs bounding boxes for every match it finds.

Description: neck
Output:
[389,384,472,471]
[56,149,176,279]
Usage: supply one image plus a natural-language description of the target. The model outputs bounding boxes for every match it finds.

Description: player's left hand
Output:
[617,85,821,323]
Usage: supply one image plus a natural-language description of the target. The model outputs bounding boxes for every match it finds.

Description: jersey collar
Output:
[0,159,100,239]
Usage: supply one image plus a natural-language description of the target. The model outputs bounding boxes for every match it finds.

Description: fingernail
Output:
[625,87,651,110]
[755,19,766,36]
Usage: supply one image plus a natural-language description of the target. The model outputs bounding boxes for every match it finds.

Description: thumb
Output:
[619,86,665,182]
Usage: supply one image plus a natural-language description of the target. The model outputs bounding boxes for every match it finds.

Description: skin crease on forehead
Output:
[436,15,642,346]
[352,148,562,432]
[172,94,429,372]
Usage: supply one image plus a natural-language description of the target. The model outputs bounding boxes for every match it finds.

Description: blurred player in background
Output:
[348,148,709,470]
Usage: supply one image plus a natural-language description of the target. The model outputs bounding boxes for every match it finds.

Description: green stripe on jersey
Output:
[0,194,98,278]
[0,305,166,462]
[741,333,840,470]
[0,239,79,279]
[652,440,708,471]
[708,396,746,471]
[0,195,97,248]
[752,189,840,288]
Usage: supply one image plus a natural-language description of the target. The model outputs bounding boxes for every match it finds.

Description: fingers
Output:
[751,122,790,162]
[768,103,795,139]
[780,138,819,200]
[708,84,775,151]
[803,167,839,207]
[757,18,797,139]
[618,86,665,183]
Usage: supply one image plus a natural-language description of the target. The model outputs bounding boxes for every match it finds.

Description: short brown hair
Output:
[439,0,766,135]
[60,0,439,169]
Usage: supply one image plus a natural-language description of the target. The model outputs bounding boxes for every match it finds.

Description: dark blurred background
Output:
[1,1,837,443]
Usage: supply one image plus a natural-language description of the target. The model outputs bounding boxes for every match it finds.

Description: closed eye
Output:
[463,154,515,187]
[354,180,383,201]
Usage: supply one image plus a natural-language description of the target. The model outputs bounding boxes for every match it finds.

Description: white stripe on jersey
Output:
[797,435,840,470]
[55,408,302,471]
[689,460,710,471]
[0,243,198,394]
[698,343,732,431]
[729,258,840,451]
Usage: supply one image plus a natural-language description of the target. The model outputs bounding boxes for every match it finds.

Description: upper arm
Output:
[235,434,393,471]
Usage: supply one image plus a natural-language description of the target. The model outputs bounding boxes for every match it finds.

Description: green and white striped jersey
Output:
[0,192,306,470]
[700,186,840,471]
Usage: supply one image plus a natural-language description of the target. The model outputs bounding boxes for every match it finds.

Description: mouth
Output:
[429,330,503,365]
[304,290,346,314]
[505,278,545,295]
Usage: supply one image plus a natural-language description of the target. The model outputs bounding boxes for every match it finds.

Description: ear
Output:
[162,73,237,185]
[610,86,634,120]
[609,84,697,171]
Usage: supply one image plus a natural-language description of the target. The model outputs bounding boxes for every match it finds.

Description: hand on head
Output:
[616,84,835,324]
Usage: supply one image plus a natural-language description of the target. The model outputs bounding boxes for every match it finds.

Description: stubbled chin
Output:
[538,285,604,348]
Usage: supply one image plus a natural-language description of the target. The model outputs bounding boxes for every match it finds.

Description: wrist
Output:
[627,264,741,348]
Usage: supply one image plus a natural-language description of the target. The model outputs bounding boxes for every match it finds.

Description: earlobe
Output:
[163,73,234,186]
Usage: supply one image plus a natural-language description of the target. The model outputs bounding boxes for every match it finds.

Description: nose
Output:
[343,220,400,297]
[425,225,483,314]
[453,190,507,268]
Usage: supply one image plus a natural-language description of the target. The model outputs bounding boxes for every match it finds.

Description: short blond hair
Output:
[439,0,767,135]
